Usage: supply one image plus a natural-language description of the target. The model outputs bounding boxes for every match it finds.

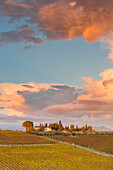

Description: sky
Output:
[0,0,113,130]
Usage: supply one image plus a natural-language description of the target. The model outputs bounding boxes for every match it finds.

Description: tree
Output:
[49,123,53,129]
[22,121,33,132]
[52,123,55,129]
[55,123,58,130]
[65,126,69,130]
[45,123,47,127]
[40,125,44,131]
[58,120,63,131]
[70,124,75,130]
[85,124,88,131]
[64,128,68,131]
[81,126,85,132]
[76,125,78,131]
[59,120,62,126]
[57,126,63,131]
[70,124,74,130]
[88,126,92,132]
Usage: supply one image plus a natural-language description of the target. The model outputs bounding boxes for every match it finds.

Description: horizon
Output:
[0,119,113,131]
[0,0,113,130]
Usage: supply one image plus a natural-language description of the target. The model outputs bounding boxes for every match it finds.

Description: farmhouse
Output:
[35,126,52,131]
[44,126,52,132]
[34,126,41,131]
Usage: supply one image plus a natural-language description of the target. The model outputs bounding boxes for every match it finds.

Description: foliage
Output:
[40,125,44,131]
[63,128,68,131]
[22,121,33,132]
[65,126,69,130]
[45,123,47,127]
[35,120,94,133]
[70,124,74,131]
[81,126,85,132]
[88,126,92,132]
[75,126,78,131]
[85,124,88,131]
[48,120,64,131]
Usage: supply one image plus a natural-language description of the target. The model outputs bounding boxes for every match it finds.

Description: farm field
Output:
[45,135,113,154]
[0,145,113,170]
[0,131,58,144]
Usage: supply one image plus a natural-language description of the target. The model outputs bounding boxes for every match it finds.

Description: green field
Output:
[0,145,113,170]
[45,135,113,154]
[0,131,58,144]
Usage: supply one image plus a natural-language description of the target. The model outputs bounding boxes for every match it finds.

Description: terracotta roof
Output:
[35,126,50,128]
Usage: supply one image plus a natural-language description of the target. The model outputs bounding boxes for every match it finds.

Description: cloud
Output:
[1,73,113,118]
[0,0,113,47]
[0,83,80,116]
[23,44,36,50]
[0,114,39,123]
[0,107,5,109]
[0,79,113,128]
[40,68,113,118]
[0,25,42,46]
[107,41,113,61]
[100,68,113,90]
[70,2,76,7]
[0,82,52,116]
[16,84,79,114]
[22,84,34,88]
[35,0,113,42]
[76,69,113,114]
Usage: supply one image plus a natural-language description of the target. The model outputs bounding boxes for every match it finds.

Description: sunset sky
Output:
[0,0,113,130]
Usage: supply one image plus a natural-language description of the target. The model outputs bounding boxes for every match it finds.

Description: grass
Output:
[0,145,113,170]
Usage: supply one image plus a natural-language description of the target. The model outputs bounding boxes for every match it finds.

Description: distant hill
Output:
[93,126,113,131]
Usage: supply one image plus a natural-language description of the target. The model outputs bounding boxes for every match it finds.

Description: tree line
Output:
[22,120,93,132]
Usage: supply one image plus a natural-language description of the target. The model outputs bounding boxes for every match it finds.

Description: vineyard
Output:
[44,135,113,154]
[0,145,113,170]
[0,131,58,144]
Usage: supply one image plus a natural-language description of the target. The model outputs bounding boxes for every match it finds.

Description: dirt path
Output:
[39,135,113,158]
[0,143,61,146]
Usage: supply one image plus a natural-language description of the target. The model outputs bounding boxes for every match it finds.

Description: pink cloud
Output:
[1,69,113,118]
[0,82,52,116]
[0,83,79,116]
[0,0,113,47]
[40,69,113,117]
[0,79,113,128]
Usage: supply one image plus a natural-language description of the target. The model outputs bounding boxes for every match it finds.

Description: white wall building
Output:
[44,127,52,131]
[34,126,41,131]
